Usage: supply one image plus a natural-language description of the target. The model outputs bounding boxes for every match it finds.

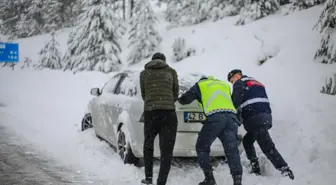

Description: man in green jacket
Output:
[140,53,179,185]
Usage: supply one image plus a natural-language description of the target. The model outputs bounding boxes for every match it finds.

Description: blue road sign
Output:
[0,42,19,63]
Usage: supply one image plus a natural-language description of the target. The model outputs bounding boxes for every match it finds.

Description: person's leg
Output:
[156,119,177,185]
[256,128,294,179]
[195,122,219,185]
[242,132,257,161]
[142,112,160,184]
[242,132,260,174]
[218,114,243,185]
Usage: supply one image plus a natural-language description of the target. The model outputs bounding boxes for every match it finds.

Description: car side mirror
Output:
[90,88,101,96]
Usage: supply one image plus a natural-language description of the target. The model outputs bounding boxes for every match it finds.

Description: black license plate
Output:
[184,112,206,122]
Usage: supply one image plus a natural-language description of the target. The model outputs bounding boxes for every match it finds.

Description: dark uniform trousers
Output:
[242,113,288,169]
[196,112,243,176]
[143,110,178,185]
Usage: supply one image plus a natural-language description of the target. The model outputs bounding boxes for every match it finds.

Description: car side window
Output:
[115,75,137,97]
[101,76,122,94]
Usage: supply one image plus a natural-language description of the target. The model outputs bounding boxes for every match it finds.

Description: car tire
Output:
[81,113,93,131]
[116,125,138,165]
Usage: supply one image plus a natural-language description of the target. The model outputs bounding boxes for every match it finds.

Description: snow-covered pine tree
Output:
[15,0,45,38]
[321,72,336,95]
[314,0,336,64]
[164,0,183,29]
[21,57,33,69]
[63,0,124,73]
[127,0,162,65]
[236,0,280,25]
[0,0,31,38]
[36,31,63,70]
[288,0,326,13]
[206,0,232,21]
[279,0,291,5]
[43,0,81,32]
[179,0,210,25]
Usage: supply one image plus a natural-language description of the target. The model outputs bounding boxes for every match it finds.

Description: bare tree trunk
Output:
[130,0,134,18]
[123,0,126,20]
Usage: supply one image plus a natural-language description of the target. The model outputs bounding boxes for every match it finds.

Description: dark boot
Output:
[279,166,294,180]
[199,171,217,185]
[250,159,261,175]
[141,177,153,185]
[232,175,242,185]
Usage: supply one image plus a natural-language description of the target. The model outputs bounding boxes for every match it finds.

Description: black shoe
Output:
[199,171,217,185]
[233,175,242,185]
[141,177,153,184]
[199,179,217,185]
[280,166,294,180]
[250,159,261,175]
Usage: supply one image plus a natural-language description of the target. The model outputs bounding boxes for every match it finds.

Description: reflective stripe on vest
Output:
[238,97,269,110]
[198,77,237,116]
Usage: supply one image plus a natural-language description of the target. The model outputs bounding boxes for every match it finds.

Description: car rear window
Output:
[179,73,204,95]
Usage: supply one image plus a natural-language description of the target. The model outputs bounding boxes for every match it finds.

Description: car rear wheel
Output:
[81,113,93,131]
[116,125,138,165]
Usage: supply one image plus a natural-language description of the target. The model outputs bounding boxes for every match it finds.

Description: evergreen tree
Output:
[63,0,124,73]
[279,0,291,5]
[164,0,183,29]
[321,72,336,95]
[43,0,66,31]
[288,0,325,13]
[236,0,280,25]
[21,57,33,69]
[127,0,162,65]
[0,0,31,38]
[15,0,45,38]
[36,31,63,70]
[179,0,210,25]
[314,0,336,64]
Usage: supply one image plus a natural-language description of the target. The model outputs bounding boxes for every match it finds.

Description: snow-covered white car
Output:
[81,70,244,164]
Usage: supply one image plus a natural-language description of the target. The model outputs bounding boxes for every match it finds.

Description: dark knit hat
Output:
[152,52,166,62]
[227,69,242,81]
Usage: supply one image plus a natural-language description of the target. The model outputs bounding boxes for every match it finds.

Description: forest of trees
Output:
[0,0,335,89]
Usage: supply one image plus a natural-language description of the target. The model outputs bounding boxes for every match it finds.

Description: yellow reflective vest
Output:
[197,76,237,116]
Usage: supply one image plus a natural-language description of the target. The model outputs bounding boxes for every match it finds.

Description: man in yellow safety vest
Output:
[178,76,243,185]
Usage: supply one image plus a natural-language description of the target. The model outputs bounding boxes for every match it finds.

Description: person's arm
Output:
[231,80,245,109]
[140,71,145,100]
[173,70,179,102]
[178,83,201,105]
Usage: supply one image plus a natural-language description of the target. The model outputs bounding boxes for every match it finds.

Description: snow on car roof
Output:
[110,70,205,96]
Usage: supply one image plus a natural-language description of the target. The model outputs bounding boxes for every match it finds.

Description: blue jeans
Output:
[196,112,243,175]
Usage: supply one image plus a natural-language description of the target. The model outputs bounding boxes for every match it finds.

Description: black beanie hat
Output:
[227,69,242,81]
[152,52,166,62]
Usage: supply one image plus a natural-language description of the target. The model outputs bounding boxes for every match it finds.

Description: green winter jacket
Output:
[140,59,179,111]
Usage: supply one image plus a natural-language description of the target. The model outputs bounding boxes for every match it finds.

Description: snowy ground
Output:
[1,5,336,185]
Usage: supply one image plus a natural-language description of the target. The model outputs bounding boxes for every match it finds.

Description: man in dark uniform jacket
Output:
[228,69,294,180]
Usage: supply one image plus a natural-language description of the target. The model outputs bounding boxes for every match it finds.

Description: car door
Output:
[103,74,138,145]
[94,75,123,139]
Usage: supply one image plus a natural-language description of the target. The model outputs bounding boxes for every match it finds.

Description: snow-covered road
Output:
[0,124,87,185]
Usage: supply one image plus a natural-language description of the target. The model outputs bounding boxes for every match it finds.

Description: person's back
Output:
[140,55,178,111]
[178,76,243,185]
[140,53,179,185]
[233,75,271,120]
